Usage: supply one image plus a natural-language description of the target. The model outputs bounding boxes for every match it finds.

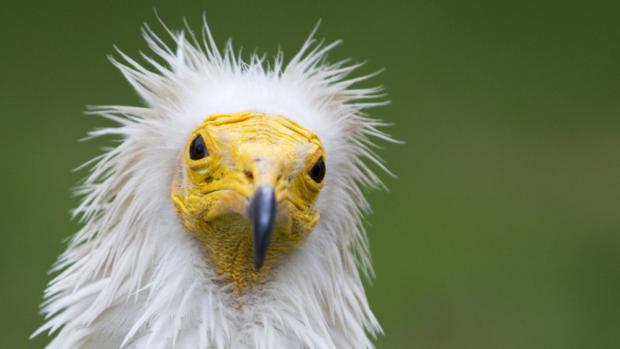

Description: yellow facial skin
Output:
[171,112,325,291]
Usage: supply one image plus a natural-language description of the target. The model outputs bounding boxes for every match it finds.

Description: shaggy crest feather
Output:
[34,17,394,349]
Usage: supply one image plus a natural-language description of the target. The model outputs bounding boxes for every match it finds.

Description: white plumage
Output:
[34,19,392,349]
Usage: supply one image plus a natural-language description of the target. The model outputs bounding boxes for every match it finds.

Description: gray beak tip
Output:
[248,185,277,271]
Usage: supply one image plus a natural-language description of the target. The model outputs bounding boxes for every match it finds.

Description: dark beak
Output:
[247,184,277,270]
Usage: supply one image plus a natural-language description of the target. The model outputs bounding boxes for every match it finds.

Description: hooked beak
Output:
[247,184,277,270]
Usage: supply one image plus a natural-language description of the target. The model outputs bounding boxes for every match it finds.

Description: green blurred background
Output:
[1,1,619,348]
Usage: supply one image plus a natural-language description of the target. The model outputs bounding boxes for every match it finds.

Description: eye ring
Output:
[308,157,326,183]
[189,134,208,160]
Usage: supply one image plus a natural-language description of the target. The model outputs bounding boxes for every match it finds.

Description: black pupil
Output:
[189,135,208,160]
[309,158,326,183]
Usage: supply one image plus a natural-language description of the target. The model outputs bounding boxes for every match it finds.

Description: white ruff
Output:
[34,20,393,349]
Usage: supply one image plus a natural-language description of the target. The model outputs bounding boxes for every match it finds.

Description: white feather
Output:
[34,18,393,349]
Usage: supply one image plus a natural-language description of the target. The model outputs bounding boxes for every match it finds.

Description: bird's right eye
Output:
[189,135,208,160]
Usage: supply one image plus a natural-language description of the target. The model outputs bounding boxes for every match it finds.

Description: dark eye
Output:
[189,135,208,160]
[308,158,326,183]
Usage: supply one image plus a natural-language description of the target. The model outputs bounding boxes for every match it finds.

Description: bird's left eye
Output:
[308,158,326,183]
[189,135,208,160]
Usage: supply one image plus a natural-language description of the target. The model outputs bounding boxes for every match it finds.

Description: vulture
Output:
[34,18,394,349]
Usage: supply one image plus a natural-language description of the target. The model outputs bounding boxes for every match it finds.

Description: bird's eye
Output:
[189,135,208,160]
[308,158,326,183]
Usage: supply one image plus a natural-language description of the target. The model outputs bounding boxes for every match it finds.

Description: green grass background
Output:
[1,1,619,348]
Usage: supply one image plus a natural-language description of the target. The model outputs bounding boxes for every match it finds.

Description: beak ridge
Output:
[248,184,277,270]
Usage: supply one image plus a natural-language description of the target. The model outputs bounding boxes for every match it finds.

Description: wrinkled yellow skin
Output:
[171,112,325,291]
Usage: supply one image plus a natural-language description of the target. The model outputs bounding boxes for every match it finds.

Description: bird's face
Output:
[171,112,326,290]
